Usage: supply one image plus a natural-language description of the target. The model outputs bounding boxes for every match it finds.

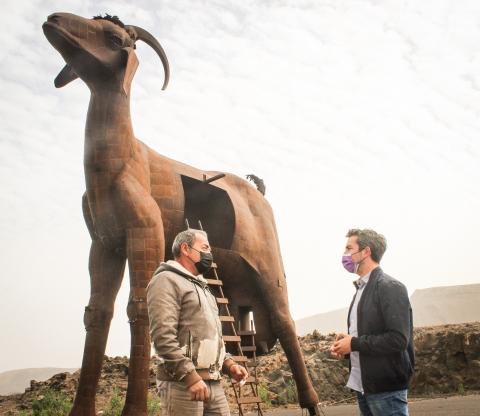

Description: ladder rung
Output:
[237,397,262,404]
[240,346,256,352]
[223,335,241,342]
[233,376,257,385]
[219,315,235,322]
[206,278,223,286]
[216,297,229,304]
[237,330,256,336]
[231,357,259,367]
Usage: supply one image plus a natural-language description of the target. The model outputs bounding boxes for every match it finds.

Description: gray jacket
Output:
[147,260,233,386]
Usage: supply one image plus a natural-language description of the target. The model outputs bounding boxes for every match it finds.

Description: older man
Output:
[147,229,248,415]
[331,229,414,416]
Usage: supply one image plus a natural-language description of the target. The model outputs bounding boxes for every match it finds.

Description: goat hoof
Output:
[69,404,95,416]
[121,405,147,416]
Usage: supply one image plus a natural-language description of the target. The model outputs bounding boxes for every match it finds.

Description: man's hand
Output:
[330,332,346,359]
[329,349,344,360]
[335,332,348,342]
[230,364,248,383]
[188,379,209,401]
[331,332,352,356]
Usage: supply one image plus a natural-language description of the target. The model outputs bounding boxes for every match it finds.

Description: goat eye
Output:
[108,33,123,48]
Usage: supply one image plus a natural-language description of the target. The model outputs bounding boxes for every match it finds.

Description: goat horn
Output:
[126,25,170,90]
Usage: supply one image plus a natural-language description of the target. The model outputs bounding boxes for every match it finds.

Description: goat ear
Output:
[54,64,78,88]
[122,47,139,95]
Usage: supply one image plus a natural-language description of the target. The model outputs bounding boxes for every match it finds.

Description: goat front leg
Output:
[70,240,126,416]
[122,224,164,416]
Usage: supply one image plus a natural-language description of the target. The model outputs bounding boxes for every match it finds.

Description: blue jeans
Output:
[355,389,409,416]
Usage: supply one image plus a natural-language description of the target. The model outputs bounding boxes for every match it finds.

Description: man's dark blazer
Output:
[348,266,415,394]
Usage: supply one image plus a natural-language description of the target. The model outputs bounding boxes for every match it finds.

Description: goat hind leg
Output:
[274,315,320,409]
[257,270,319,409]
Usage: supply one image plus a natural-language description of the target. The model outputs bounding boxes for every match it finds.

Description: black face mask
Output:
[189,246,213,274]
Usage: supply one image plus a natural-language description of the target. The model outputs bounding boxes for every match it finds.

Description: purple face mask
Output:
[342,255,356,273]
[342,250,362,273]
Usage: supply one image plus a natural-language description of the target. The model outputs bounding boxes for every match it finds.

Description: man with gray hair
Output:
[331,229,414,416]
[147,229,248,415]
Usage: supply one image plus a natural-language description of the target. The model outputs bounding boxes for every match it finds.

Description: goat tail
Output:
[246,174,266,196]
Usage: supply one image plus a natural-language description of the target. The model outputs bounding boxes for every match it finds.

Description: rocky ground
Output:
[253,321,480,407]
[1,322,479,414]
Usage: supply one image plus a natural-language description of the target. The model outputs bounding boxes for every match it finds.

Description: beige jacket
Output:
[147,260,234,387]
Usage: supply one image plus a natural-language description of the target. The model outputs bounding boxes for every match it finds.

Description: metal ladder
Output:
[205,260,264,416]
[188,218,263,415]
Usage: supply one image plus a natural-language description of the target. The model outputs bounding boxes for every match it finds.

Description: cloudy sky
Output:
[1,0,479,372]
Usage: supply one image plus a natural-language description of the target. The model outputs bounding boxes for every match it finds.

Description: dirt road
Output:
[244,394,480,415]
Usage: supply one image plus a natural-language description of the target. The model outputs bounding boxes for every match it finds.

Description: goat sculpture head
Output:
[42,12,169,93]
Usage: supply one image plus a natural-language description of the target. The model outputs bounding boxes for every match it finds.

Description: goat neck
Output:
[83,85,150,190]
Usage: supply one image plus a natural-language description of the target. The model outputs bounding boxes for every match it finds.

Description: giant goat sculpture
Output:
[43,12,321,416]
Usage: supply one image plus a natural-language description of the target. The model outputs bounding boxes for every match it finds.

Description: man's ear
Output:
[122,47,139,95]
[180,242,190,257]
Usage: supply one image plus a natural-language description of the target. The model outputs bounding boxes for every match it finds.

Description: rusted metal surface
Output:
[43,12,319,416]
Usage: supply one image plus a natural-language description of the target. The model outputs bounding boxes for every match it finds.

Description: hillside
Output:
[411,284,480,327]
[295,307,349,337]
[0,368,77,396]
[295,283,480,336]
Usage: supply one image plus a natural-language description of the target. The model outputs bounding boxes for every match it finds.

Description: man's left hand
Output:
[332,333,353,355]
[230,364,248,383]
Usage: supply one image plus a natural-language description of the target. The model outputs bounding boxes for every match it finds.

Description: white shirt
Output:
[346,272,371,393]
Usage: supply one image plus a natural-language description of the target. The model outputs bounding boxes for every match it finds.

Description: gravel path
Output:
[243,394,480,416]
